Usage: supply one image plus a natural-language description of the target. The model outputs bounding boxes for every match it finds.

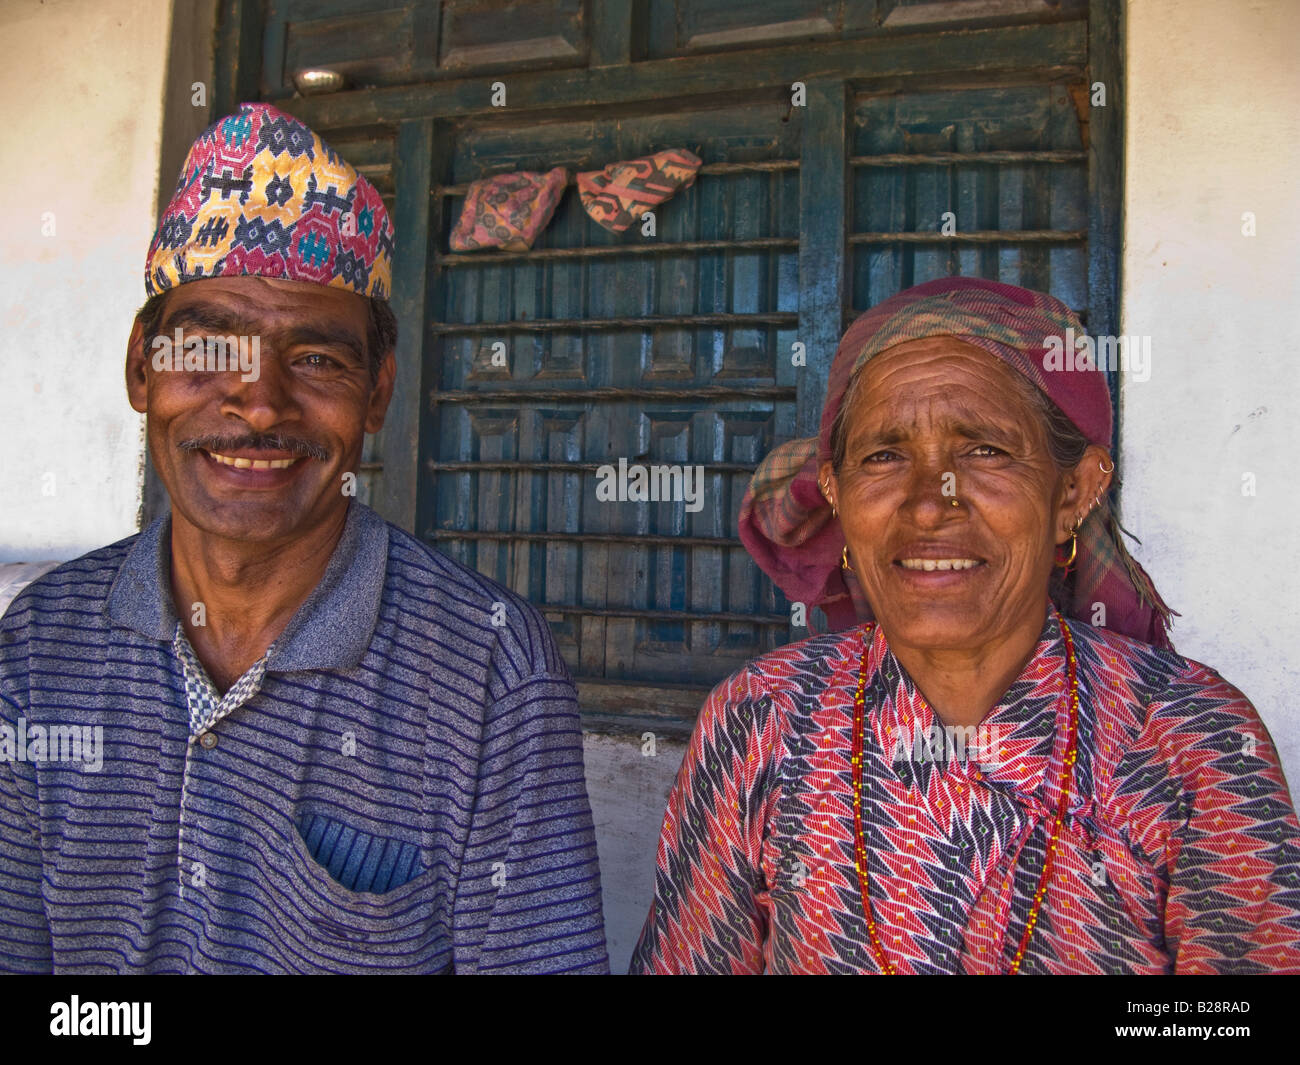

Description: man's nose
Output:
[217,355,297,430]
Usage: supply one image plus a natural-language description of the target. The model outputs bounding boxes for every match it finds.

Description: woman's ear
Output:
[1054,445,1114,543]
[817,460,838,512]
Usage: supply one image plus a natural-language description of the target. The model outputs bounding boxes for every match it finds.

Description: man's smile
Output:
[196,446,315,486]
[203,448,301,470]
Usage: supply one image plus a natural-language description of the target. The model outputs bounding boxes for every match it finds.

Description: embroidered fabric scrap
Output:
[449,167,570,252]
[576,149,702,233]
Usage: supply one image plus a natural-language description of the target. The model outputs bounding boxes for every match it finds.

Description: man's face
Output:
[126,276,394,545]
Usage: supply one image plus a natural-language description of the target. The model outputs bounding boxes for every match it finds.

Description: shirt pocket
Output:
[265,812,450,971]
[296,811,426,893]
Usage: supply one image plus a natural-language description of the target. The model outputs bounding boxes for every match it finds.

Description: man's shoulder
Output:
[379,519,565,679]
[0,533,142,635]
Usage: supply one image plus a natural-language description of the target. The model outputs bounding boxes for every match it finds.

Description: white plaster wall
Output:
[1121,0,1300,792]
[584,732,686,973]
[0,0,173,563]
[2,0,1296,970]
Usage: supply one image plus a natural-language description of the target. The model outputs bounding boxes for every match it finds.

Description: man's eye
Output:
[299,352,339,369]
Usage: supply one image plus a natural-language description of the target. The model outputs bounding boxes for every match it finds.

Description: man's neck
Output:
[884,603,1051,729]
[168,506,350,692]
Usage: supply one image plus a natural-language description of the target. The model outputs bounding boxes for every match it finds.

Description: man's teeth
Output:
[899,558,981,572]
[208,451,296,470]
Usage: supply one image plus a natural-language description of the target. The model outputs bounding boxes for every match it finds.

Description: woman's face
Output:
[821,336,1102,656]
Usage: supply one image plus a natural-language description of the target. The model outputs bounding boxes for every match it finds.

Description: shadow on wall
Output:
[0,562,60,618]
[583,731,687,973]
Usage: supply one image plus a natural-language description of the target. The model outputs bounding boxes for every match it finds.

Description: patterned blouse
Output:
[630,609,1300,974]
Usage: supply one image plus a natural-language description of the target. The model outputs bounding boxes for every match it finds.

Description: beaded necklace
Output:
[849,615,1080,975]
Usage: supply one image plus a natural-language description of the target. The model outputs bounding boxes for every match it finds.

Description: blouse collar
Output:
[861,605,1072,812]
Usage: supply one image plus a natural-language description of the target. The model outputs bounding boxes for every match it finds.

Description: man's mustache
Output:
[177,433,330,461]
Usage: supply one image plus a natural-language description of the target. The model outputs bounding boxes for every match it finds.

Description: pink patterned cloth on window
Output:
[449,167,569,252]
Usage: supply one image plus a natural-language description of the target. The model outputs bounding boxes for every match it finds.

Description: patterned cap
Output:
[145,102,395,300]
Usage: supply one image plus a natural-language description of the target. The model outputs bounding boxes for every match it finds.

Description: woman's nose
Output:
[898,455,958,527]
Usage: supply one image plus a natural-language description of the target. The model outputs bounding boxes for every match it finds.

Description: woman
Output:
[629,277,1300,974]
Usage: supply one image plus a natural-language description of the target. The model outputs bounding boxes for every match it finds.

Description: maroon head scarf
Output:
[738,277,1176,649]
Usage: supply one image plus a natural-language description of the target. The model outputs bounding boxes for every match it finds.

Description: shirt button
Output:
[199,731,218,749]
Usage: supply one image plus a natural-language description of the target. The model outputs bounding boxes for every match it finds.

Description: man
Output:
[0,103,608,973]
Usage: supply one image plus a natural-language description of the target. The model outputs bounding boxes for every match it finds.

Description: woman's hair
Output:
[133,289,397,384]
[828,344,1132,614]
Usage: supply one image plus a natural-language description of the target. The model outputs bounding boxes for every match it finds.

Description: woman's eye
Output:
[864,450,899,464]
[970,444,1005,457]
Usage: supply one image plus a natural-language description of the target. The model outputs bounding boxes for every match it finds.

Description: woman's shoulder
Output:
[731,625,866,694]
[1068,618,1295,872]
[692,626,865,728]
[1066,616,1260,731]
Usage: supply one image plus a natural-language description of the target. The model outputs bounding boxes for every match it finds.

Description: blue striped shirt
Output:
[0,502,609,973]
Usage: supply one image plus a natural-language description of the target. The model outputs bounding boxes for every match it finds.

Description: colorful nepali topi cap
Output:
[145,102,395,300]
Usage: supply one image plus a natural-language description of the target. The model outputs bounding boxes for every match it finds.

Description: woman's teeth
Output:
[899,558,981,572]
[208,451,296,470]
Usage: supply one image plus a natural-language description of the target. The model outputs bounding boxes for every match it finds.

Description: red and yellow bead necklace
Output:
[849,615,1080,975]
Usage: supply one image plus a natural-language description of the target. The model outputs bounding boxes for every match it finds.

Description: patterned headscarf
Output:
[145,102,395,299]
[739,277,1176,649]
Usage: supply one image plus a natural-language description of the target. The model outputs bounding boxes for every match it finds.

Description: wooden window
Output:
[197,0,1121,734]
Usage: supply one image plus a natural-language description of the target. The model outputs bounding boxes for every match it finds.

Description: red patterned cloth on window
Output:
[449,167,569,252]
[630,607,1300,974]
[577,149,702,233]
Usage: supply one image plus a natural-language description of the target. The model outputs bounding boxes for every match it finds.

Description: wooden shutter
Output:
[203,0,1119,732]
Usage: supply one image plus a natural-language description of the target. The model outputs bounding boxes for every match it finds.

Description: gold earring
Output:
[1057,532,1078,569]
[950,498,960,508]
[841,545,853,572]
[1099,458,1115,474]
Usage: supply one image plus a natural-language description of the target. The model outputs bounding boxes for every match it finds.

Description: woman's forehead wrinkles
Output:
[846,384,1039,451]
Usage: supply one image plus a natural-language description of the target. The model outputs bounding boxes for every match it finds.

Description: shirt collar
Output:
[107,501,389,673]
[865,605,1070,805]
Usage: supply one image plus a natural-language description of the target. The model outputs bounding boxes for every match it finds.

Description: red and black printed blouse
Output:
[630,609,1300,974]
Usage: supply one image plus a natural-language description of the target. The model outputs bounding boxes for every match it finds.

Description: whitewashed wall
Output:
[0,0,1295,974]
[1120,0,1300,794]
[0,0,176,562]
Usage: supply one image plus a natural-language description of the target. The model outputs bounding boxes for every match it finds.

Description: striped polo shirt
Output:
[0,501,608,973]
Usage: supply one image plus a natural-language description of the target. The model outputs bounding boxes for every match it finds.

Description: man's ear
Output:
[126,316,150,413]
[364,350,397,433]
